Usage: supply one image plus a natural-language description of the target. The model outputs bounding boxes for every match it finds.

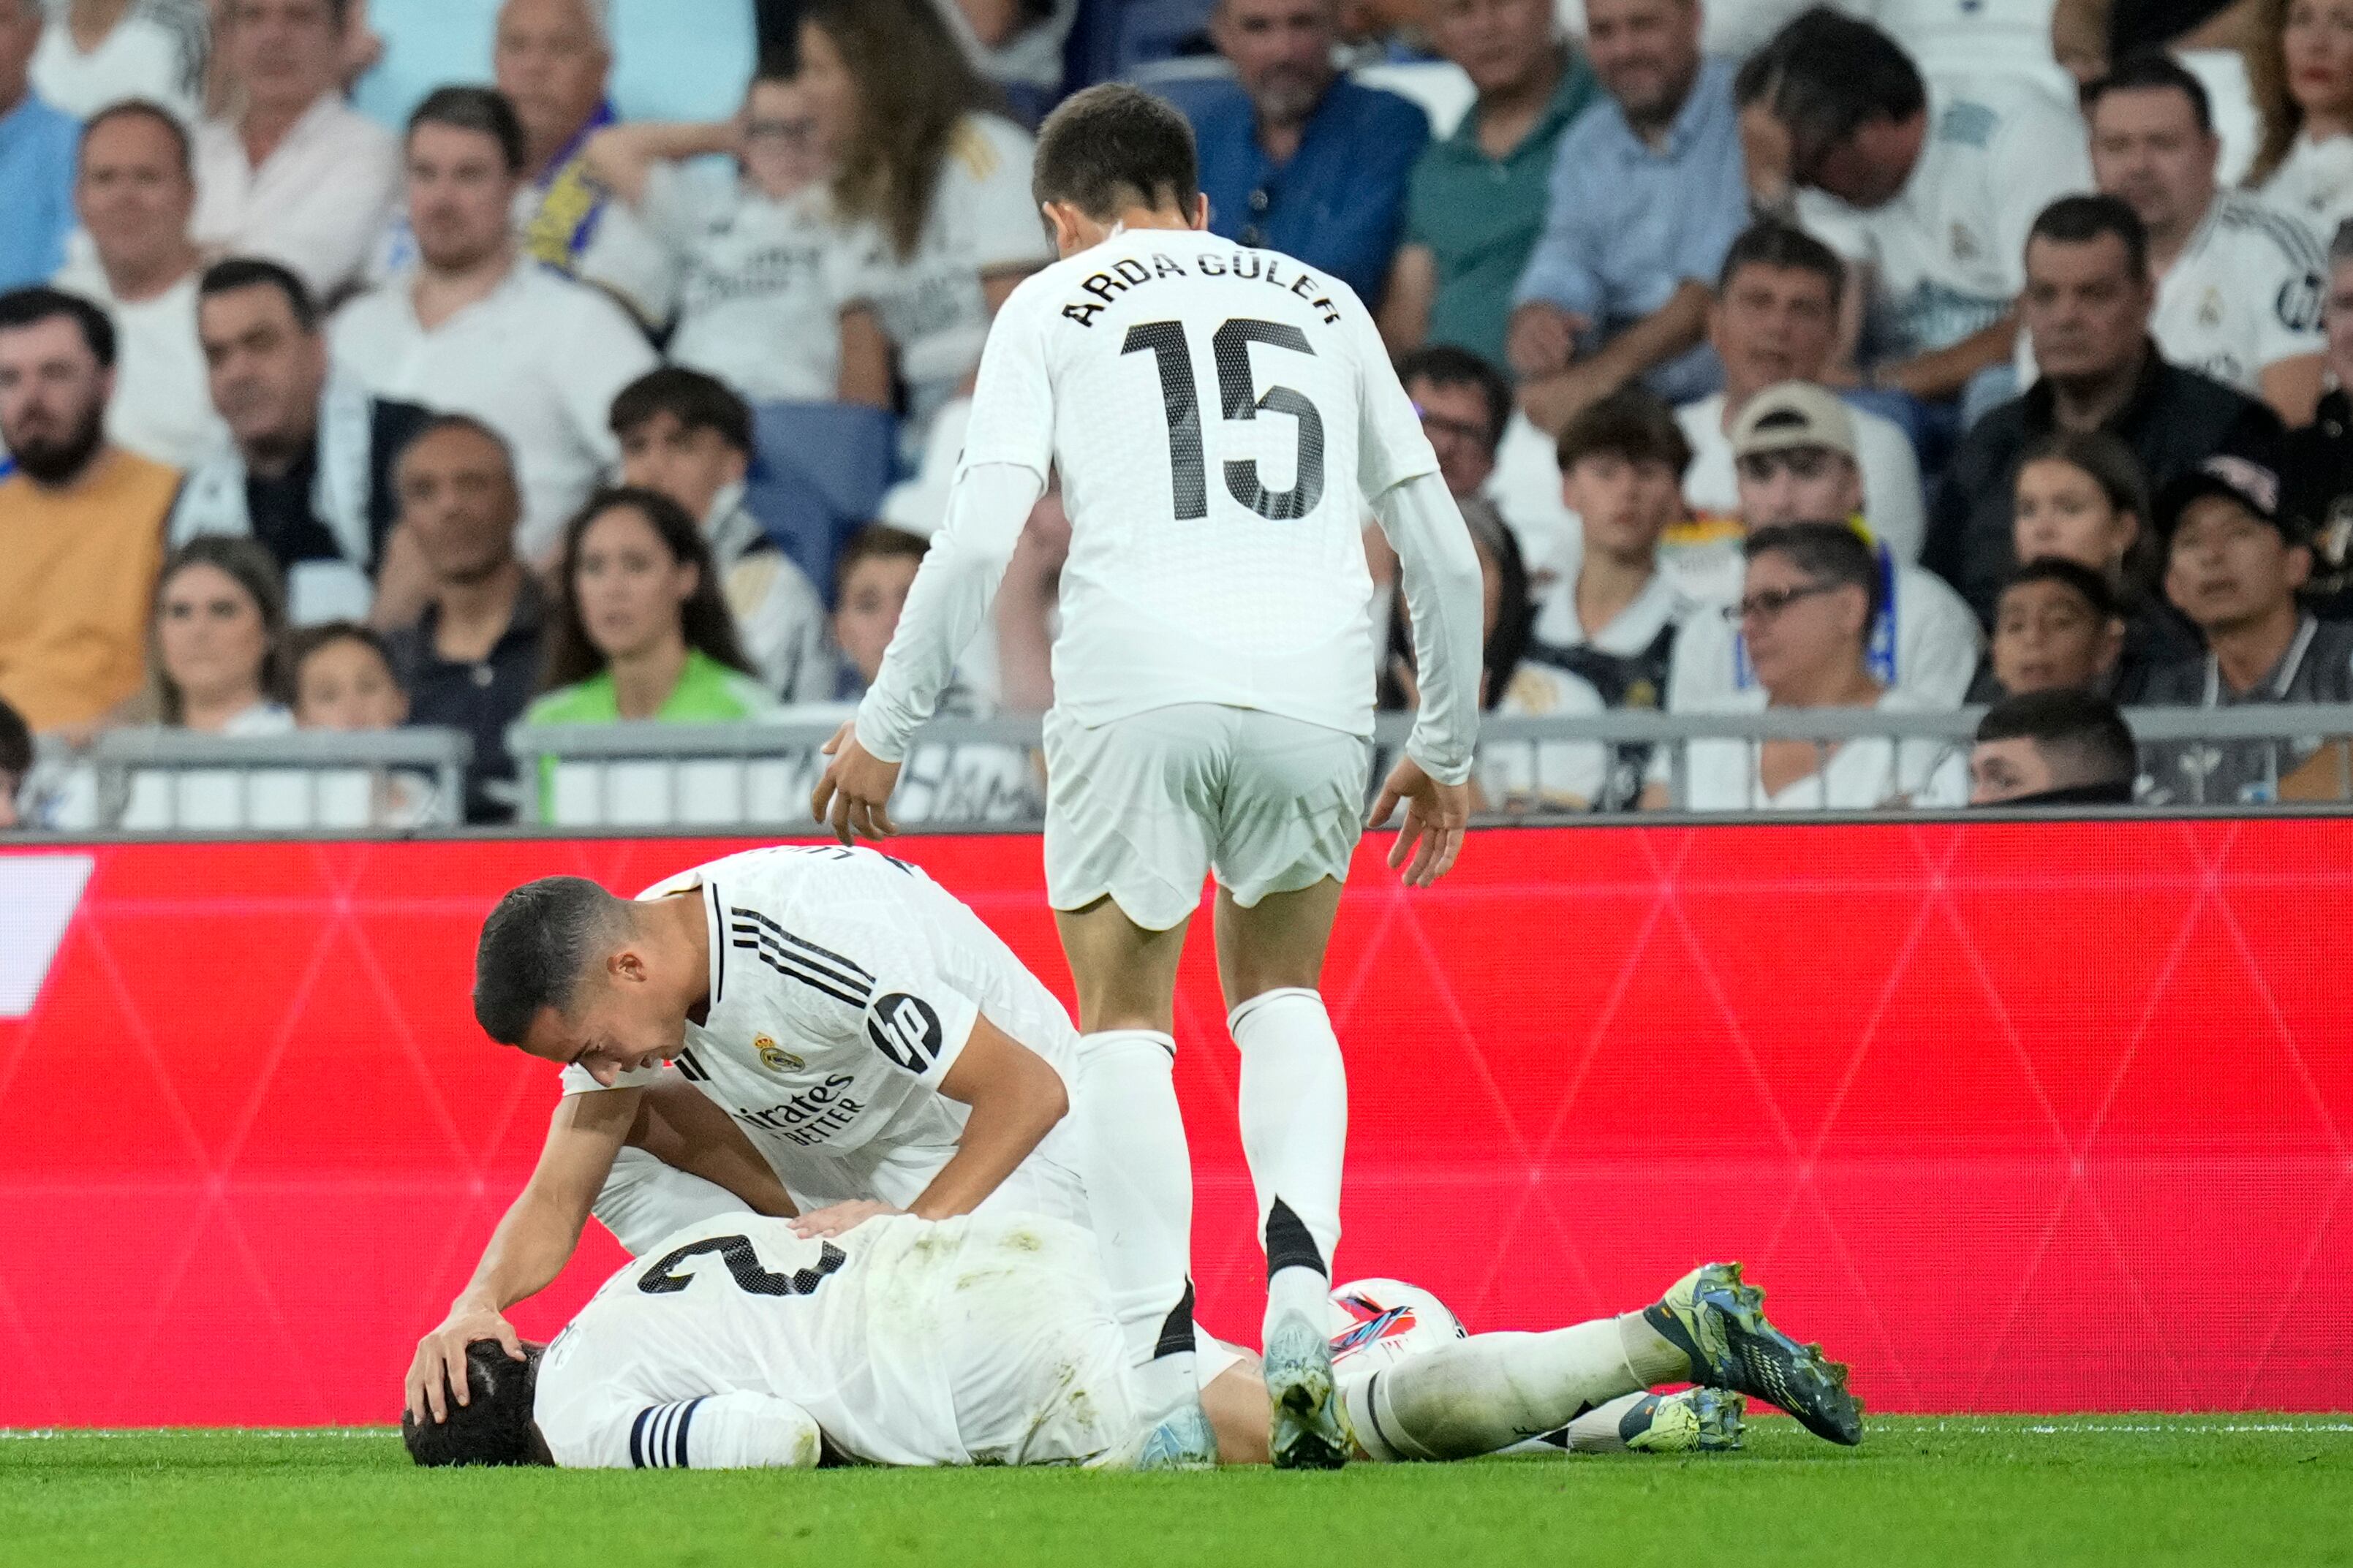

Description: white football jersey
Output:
[534,1211,1135,1468]
[560,846,1084,1209]
[2147,192,2326,395]
[958,226,1440,736]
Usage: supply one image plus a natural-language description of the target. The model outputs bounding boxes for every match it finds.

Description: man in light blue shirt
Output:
[0,0,76,290]
[1506,0,1748,436]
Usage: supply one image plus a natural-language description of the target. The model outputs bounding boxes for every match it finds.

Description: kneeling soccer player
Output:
[403,1210,1864,1470]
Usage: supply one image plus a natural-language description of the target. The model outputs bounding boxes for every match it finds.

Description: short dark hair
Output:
[80,99,192,178]
[1032,82,1201,221]
[1396,344,1510,455]
[0,694,29,782]
[401,411,515,469]
[197,257,319,333]
[1734,9,1927,177]
[609,367,755,458]
[0,287,116,369]
[401,1341,548,1467]
[408,86,528,177]
[287,620,395,683]
[1719,219,1846,309]
[1555,386,1693,478]
[1746,520,1884,623]
[834,522,931,600]
[2086,50,2213,137]
[1996,556,2121,622]
[2028,194,2150,281]
[472,876,630,1045]
[1976,688,2139,796]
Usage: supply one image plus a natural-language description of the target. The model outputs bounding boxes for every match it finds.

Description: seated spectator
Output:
[192,0,398,302]
[287,618,435,825]
[172,258,428,623]
[2251,0,2353,240]
[2143,452,2353,800]
[140,534,292,735]
[1398,343,1518,544]
[932,0,1079,126]
[2277,212,2353,616]
[804,0,1054,447]
[1646,521,1968,811]
[0,287,178,732]
[1378,0,1596,366]
[1930,194,2283,622]
[1974,557,2129,700]
[1678,220,1927,561]
[1170,0,1429,309]
[1736,10,2093,428]
[2009,427,2199,696]
[1507,0,1744,435]
[490,0,674,327]
[331,87,657,564]
[0,0,81,291]
[53,100,219,468]
[1668,382,1984,712]
[608,368,834,702]
[1869,0,2075,97]
[2082,52,2326,425]
[1968,686,2141,805]
[582,58,888,405]
[379,415,546,824]
[831,523,932,702]
[34,0,206,121]
[0,692,27,827]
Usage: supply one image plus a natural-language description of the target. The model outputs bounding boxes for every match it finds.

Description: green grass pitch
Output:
[5,1417,2349,1567]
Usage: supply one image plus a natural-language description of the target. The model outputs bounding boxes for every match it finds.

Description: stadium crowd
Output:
[1,0,2349,827]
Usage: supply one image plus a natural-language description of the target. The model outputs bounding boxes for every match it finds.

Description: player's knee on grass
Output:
[401,1341,552,1467]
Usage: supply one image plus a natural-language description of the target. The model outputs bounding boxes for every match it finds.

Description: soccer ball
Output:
[1324,1277,1468,1374]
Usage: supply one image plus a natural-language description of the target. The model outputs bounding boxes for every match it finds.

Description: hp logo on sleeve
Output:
[866,993,944,1072]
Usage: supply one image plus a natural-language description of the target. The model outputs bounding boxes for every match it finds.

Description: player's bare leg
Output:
[1056,897,1213,1466]
[1215,877,1353,1469]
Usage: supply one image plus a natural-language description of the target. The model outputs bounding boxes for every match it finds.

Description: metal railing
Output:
[23,727,472,832]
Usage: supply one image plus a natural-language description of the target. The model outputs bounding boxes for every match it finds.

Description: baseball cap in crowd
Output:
[1730,382,1859,463]
[2156,452,2302,545]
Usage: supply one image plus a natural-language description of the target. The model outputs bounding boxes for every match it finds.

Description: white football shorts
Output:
[1042,704,1372,933]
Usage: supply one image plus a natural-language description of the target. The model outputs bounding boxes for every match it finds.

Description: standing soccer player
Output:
[813,85,1485,1468]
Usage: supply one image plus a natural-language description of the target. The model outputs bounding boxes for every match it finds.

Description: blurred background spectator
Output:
[2278,211,2353,614]
[138,532,291,734]
[33,0,207,124]
[288,617,402,728]
[1974,556,2131,700]
[1397,344,1516,542]
[0,692,28,827]
[830,521,931,702]
[52,99,218,467]
[1968,686,2140,806]
[2249,0,2353,240]
[608,367,832,702]
[934,0,1082,126]
[192,0,398,302]
[0,0,83,291]
[172,257,428,623]
[379,414,543,824]
[0,286,177,734]
[332,86,655,567]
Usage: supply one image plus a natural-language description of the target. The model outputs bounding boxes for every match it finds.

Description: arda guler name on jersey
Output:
[1060,249,1343,330]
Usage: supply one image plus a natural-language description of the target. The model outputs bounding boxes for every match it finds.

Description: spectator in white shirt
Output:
[2251,0,2353,240]
[609,367,834,703]
[1666,381,1984,712]
[1643,520,1968,811]
[581,58,888,406]
[331,86,657,567]
[191,0,395,303]
[33,0,206,121]
[1680,219,1927,562]
[2085,50,2327,425]
[52,99,219,466]
[139,532,292,735]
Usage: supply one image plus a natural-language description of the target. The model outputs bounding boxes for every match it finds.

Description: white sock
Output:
[1073,1029,1198,1416]
[1494,1392,1658,1458]
[1230,988,1345,1338]
[1341,1323,1660,1463]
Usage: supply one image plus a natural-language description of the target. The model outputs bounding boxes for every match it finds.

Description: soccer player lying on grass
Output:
[402,1210,1864,1469]
[407,845,1222,1466]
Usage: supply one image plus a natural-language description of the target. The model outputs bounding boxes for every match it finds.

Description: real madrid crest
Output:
[755,1035,804,1072]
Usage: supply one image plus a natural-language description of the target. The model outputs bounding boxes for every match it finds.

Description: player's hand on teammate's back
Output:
[788,1200,902,1240]
[1370,756,1470,889]
[405,1300,525,1423]
[810,722,904,846]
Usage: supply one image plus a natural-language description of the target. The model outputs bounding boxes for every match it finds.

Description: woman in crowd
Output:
[800,0,1054,460]
[146,534,292,737]
[1974,558,2131,701]
[32,0,208,121]
[2007,430,2199,700]
[1646,523,1965,811]
[2252,0,2353,234]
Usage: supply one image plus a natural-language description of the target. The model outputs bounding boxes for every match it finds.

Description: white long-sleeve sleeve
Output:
[853,461,1046,763]
[1372,470,1486,786]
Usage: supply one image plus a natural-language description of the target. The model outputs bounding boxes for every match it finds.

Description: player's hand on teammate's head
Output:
[405,1303,526,1424]
[809,721,904,847]
[1370,756,1470,890]
[788,1199,902,1241]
